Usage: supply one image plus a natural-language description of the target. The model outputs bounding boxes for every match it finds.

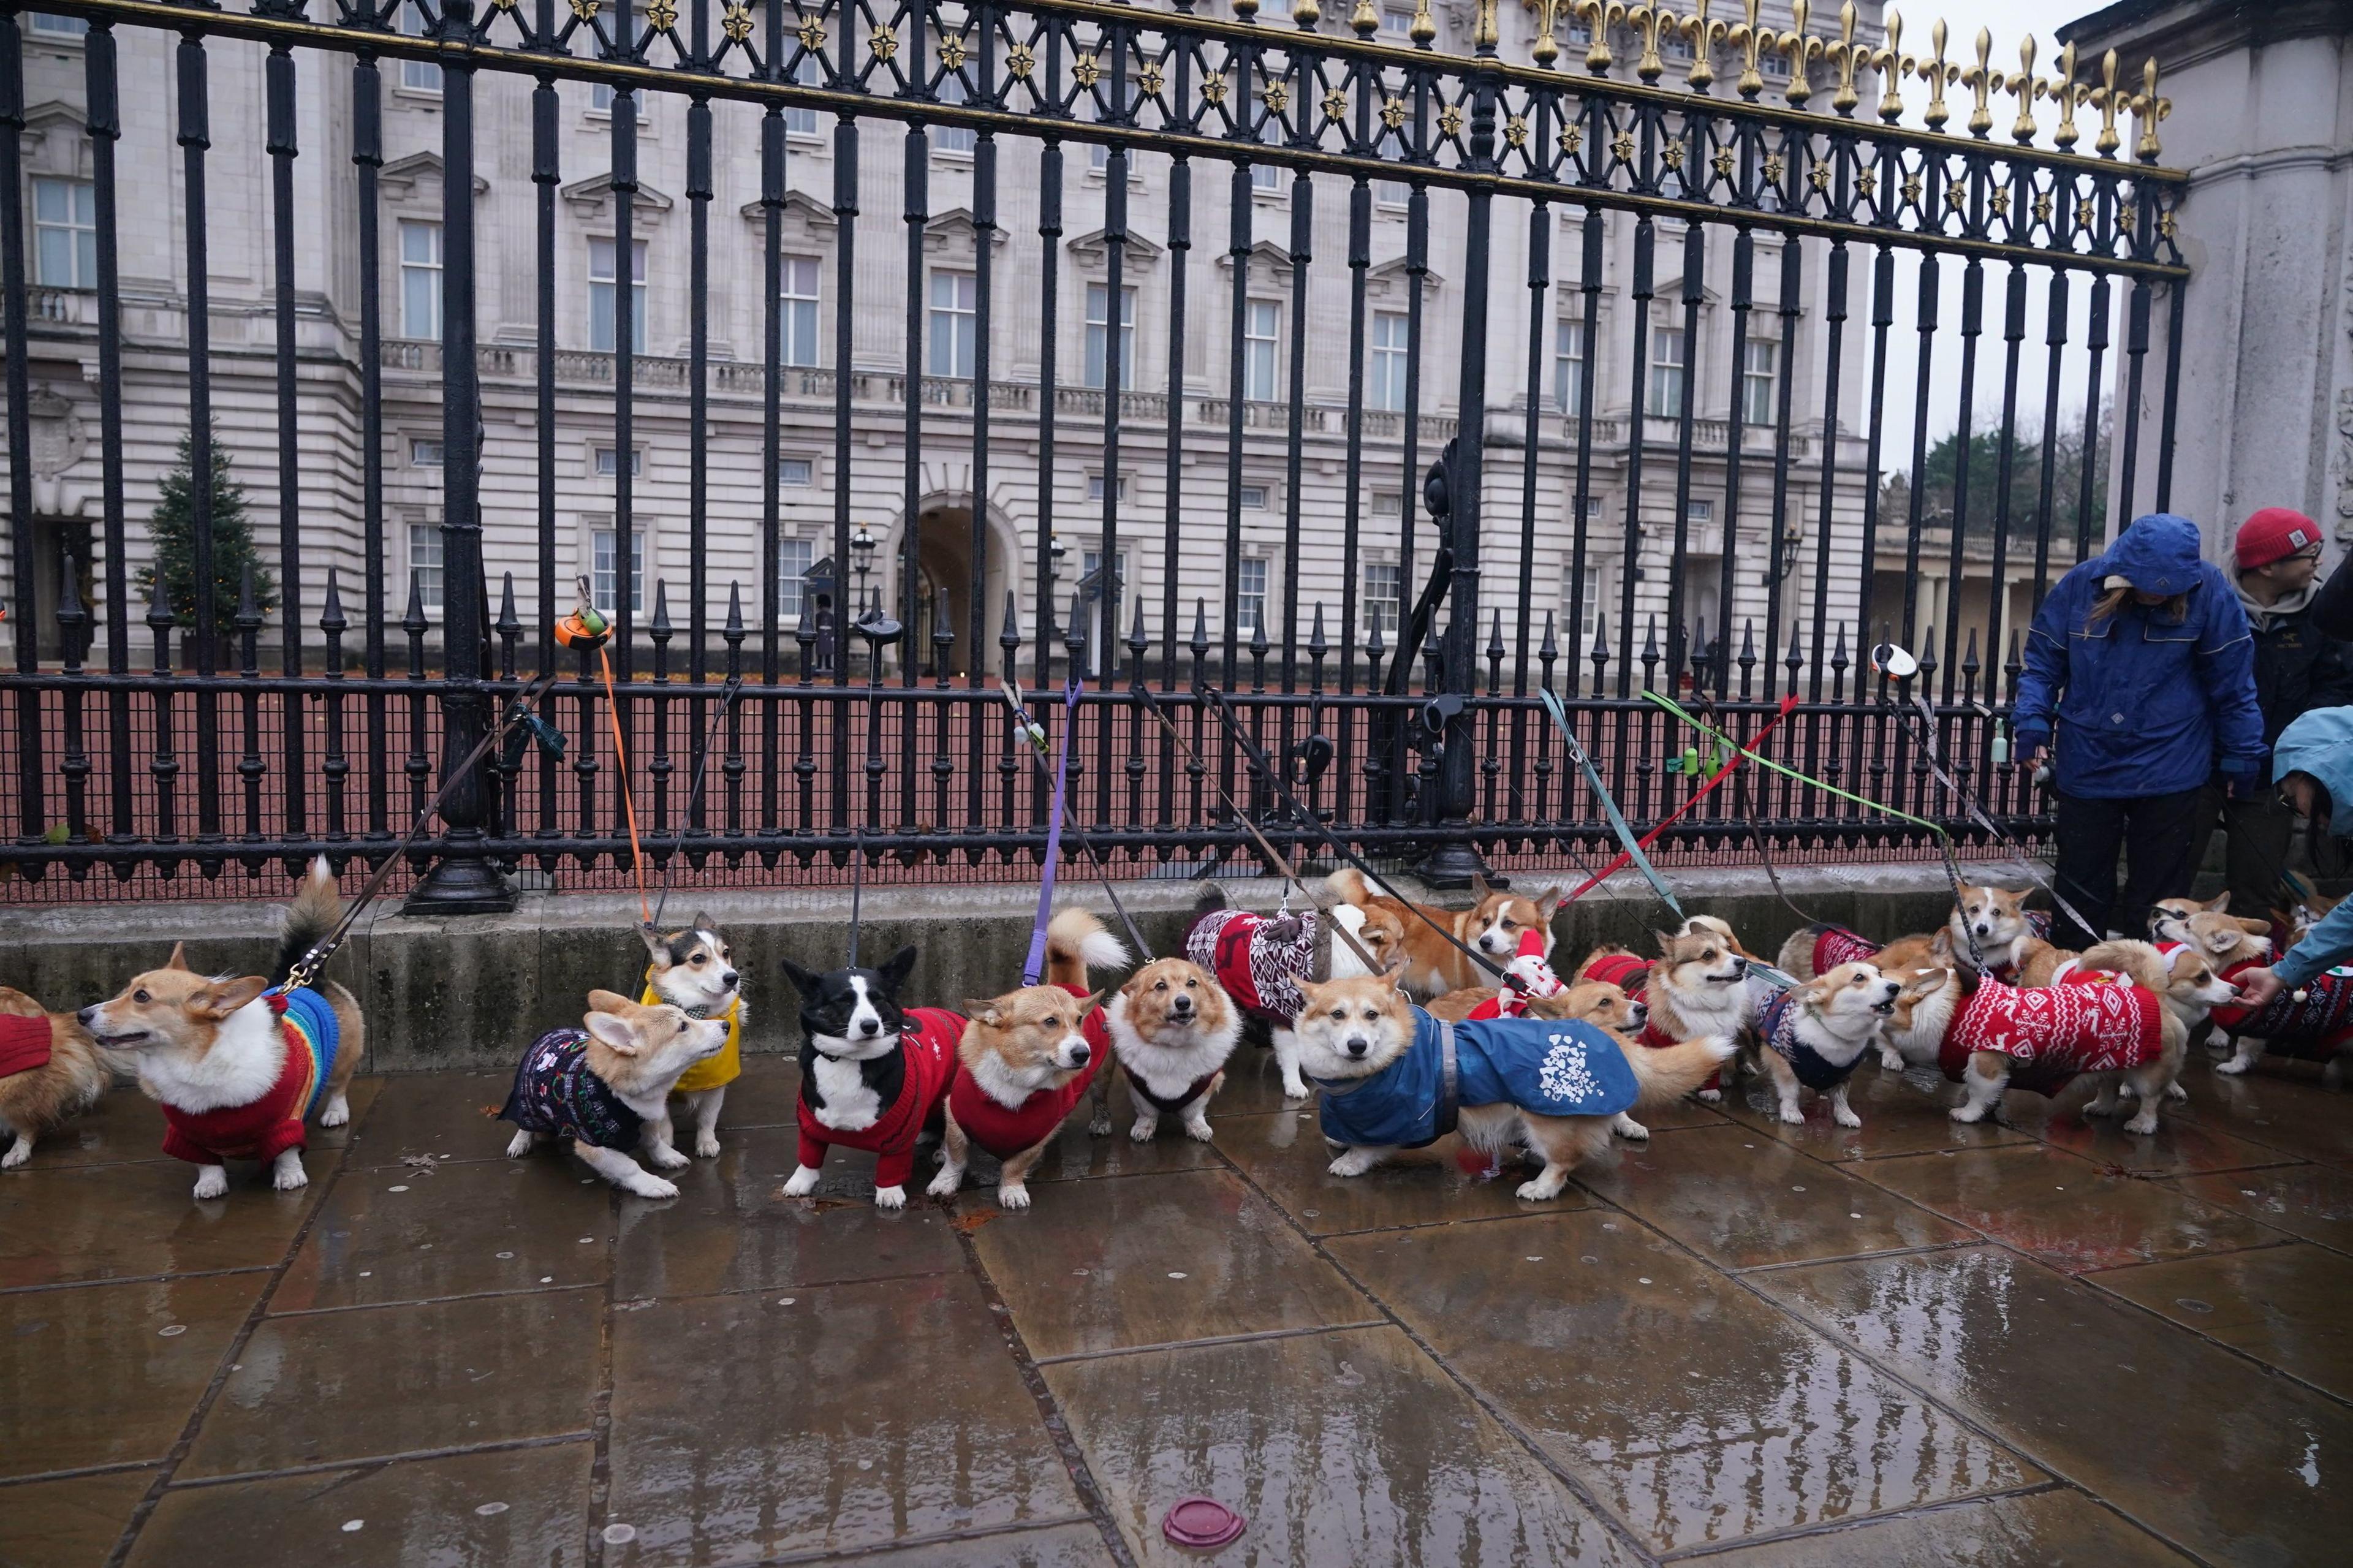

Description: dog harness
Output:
[1935,975,2163,1097]
[640,983,743,1095]
[1184,905,1319,1026]
[945,986,1108,1159]
[498,1026,645,1152]
[161,988,341,1167]
[794,1006,961,1189]
[2208,958,2353,1059]
[1799,925,1881,975]
[0,1013,51,1080]
[1314,1007,1639,1149]
[1757,990,1866,1093]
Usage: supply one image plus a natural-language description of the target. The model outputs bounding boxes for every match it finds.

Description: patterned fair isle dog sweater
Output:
[1934,975,2162,1097]
[1795,925,1881,977]
[1184,906,1319,1029]
[2205,958,2353,1060]
[499,1027,646,1153]
[1314,1008,1640,1150]
[794,1007,963,1190]
[162,988,342,1166]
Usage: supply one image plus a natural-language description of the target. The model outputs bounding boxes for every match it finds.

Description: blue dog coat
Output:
[1314,1009,1640,1149]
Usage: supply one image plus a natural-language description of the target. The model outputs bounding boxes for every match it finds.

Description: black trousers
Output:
[2051,787,2207,949]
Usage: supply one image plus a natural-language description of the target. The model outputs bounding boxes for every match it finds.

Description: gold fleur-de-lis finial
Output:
[1234,0,1259,21]
[1728,0,1768,100]
[1629,6,1674,84]
[2042,41,2086,149]
[1916,18,1955,131]
[1684,1,1729,91]
[1777,0,1830,109]
[1295,0,1322,30]
[2131,57,2171,161]
[1828,1,1864,116]
[1531,0,1563,67]
[1958,26,1996,137]
[2088,47,2124,155]
[2006,36,2038,143]
[1351,0,1380,37]
[1411,0,1436,45]
[1575,2,1626,76]
[1871,11,1912,124]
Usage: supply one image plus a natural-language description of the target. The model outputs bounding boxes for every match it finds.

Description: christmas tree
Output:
[137,422,278,631]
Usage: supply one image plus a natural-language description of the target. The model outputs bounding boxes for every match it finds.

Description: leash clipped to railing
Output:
[1006,676,1083,988]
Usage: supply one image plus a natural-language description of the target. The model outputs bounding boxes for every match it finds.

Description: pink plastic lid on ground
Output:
[1162,1496,1246,1550]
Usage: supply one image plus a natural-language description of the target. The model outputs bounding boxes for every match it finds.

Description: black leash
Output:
[648,676,745,933]
[846,827,865,969]
[280,670,564,991]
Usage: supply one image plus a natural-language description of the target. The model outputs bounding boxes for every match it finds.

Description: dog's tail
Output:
[2075,938,2167,991]
[0,986,46,1019]
[1773,925,1826,982]
[270,855,346,989]
[1325,867,1373,906]
[1044,907,1129,992]
[1622,1033,1739,1107]
[1192,881,1232,915]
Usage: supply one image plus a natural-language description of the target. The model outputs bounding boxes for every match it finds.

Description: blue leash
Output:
[1538,687,1685,920]
[1010,676,1084,987]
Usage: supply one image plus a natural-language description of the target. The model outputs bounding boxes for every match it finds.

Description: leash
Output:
[279,668,564,992]
[1000,679,1157,963]
[846,826,864,968]
[1537,687,1682,916]
[1127,683,1387,976]
[647,676,745,933]
[1015,676,1084,987]
[1194,686,1504,980]
[593,642,653,928]
[1688,684,1822,930]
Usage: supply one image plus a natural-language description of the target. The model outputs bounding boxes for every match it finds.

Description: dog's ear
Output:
[1928,927,1957,961]
[1381,954,1412,991]
[1653,930,1678,958]
[637,922,665,960]
[165,942,194,972]
[1075,990,1105,1020]
[961,997,1005,1028]
[778,956,822,998]
[1900,967,1952,1001]
[1532,884,1563,917]
[2204,890,2233,914]
[191,974,270,1020]
[874,944,920,997]
[1470,873,1494,901]
[691,911,717,936]
[582,1006,641,1056]
[2202,925,2242,955]
[2234,915,2272,937]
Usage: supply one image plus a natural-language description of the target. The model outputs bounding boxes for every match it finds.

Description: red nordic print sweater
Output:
[1935,975,2162,1097]
[794,1006,961,1189]
[947,988,1108,1159]
[1805,926,1881,973]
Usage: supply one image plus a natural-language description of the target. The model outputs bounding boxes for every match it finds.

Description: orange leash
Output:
[596,643,652,926]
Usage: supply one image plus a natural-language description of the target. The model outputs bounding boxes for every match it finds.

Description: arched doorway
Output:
[890,501,1012,681]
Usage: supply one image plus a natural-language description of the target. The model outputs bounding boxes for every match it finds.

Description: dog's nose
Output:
[1171,995,1193,1015]
[1975,922,1992,937]
[1070,1042,1091,1066]
[1730,957,1748,977]
[858,1017,881,1037]
[1630,1002,1649,1025]
[74,1006,96,1027]
[1344,1036,1370,1059]
[721,970,739,988]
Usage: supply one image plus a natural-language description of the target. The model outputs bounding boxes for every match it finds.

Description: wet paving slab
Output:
[344,1072,525,1168]
[2084,1241,2353,1399]
[1045,1324,1637,1566]
[1218,1107,1577,1235]
[1327,1211,2041,1555]
[2164,1160,2353,1254]
[605,1273,1082,1564]
[1713,1065,2037,1162]
[2028,1096,2300,1178]
[180,1287,602,1479]
[969,1167,1372,1360]
[1757,1244,2353,1566]
[1574,1123,1974,1270]
[0,1468,157,1568]
[1849,1143,2283,1273]
[1691,1486,2196,1566]
[0,1156,328,1287]
[127,1441,595,1568]
[2177,1067,2353,1168]
[794,1523,1118,1567]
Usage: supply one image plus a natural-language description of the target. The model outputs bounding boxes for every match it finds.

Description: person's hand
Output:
[2225,764,2266,801]
[2011,724,2050,768]
[2234,967,2286,1009]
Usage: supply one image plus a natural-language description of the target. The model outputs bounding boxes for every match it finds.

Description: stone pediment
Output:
[378,151,490,198]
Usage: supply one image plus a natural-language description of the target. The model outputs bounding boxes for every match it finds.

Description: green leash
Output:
[1538,687,1684,919]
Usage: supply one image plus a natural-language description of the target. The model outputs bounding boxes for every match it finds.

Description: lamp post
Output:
[849,524,876,675]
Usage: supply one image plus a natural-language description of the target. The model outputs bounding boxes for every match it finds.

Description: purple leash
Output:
[1018,676,1083,987]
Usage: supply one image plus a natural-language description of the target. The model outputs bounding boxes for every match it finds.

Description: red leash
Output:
[1564,694,1800,904]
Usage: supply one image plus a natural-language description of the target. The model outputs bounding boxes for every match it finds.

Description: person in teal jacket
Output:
[2012,513,2265,947]
[2230,707,2353,1012]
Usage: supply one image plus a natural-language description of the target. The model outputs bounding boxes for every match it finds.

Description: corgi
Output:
[499,990,729,1197]
[2273,888,2344,951]
[2148,892,2234,947]
[1424,977,1646,1032]
[1090,955,1243,1145]
[2072,941,2240,1129]
[1771,923,1884,984]
[1750,963,1930,1129]
[2192,917,2353,1077]
[0,987,117,1169]
[779,944,958,1210]
[636,916,745,1160]
[1184,882,1401,1101]
[927,909,1130,1210]
[1639,923,1757,1110]
[1292,968,1735,1202]
[78,858,366,1201]
[1324,868,1560,998]
[1876,884,2038,982]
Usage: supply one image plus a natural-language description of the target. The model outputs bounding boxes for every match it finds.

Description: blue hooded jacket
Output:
[2265,708,2353,989]
[2011,513,2263,798]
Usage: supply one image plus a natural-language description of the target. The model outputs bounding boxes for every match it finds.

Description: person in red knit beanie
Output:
[2189,509,2353,918]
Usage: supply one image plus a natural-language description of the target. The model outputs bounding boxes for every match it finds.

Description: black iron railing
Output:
[0,1,2188,904]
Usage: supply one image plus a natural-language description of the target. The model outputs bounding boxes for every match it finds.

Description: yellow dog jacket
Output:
[639,983,743,1093]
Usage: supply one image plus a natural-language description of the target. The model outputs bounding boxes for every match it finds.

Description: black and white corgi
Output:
[778,946,961,1210]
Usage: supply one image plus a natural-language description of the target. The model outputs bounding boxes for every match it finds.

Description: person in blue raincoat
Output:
[2012,513,2265,948]
[2226,708,2353,1013]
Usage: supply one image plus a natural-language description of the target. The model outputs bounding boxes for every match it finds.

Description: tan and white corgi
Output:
[1749,963,1931,1129]
[1089,955,1242,1146]
[499,990,730,1197]
[1876,884,2038,981]
[1324,868,1559,998]
[0,987,117,1169]
[637,916,745,1160]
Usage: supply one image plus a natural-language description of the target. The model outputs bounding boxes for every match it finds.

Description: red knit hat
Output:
[2237,507,2322,570]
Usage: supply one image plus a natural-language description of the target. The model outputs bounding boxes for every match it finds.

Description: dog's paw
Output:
[1327,1149,1379,1177]
[2164,1081,2188,1102]
[1949,1104,1987,1124]
[1128,1118,1159,1145]
[2215,1057,2252,1076]
[1182,1118,1214,1143]
[781,1165,822,1198]
[1281,1078,1311,1102]
[192,1166,229,1200]
[504,1129,536,1159]
[694,1133,722,1159]
[1877,1047,1906,1071]
[648,1146,691,1172]
[1778,1105,1806,1126]
[1514,1176,1567,1202]
[2123,1111,2161,1135]
[1087,1115,1113,1137]
[924,1167,962,1199]
[1612,1113,1650,1142]
[318,1093,350,1129]
[996,1183,1031,1211]
[1833,1105,1863,1129]
[271,1156,309,1192]
[873,1184,908,1211]
[1696,1087,1723,1104]
[624,1173,681,1200]
[1,1138,30,1170]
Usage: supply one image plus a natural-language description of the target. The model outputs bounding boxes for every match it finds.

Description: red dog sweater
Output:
[1579,953,1682,1050]
[946,985,1109,1159]
[1800,925,1880,974]
[794,1006,961,1189]
[1936,975,2163,1097]
[2208,958,2353,1059]
[0,1014,53,1080]
[159,990,340,1166]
